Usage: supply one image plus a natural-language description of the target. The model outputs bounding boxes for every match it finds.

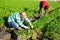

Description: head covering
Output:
[41,0,46,1]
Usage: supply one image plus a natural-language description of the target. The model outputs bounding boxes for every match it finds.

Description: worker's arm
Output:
[40,8,44,16]
[25,17,33,29]
[16,14,29,29]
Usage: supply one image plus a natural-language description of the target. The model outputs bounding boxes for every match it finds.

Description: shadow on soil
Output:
[3,17,18,40]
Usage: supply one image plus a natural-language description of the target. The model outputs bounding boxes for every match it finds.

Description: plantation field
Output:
[0,0,60,40]
[0,0,60,26]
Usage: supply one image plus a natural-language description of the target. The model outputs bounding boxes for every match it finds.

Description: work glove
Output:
[30,25,34,29]
[24,26,29,30]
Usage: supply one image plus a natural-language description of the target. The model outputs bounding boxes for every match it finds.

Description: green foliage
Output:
[16,8,60,40]
[0,0,60,40]
[43,9,60,40]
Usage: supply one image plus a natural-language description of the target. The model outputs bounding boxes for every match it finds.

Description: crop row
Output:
[15,7,60,40]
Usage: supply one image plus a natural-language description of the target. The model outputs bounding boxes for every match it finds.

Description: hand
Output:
[45,14,48,15]
[30,25,34,29]
[25,26,29,30]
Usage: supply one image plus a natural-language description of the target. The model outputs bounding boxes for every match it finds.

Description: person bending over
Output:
[8,12,33,30]
[39,0,50,16]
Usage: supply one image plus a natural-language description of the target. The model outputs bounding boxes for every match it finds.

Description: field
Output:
[0,0,60,40]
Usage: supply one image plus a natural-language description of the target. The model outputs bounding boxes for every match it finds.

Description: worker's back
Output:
[40,0,46,1]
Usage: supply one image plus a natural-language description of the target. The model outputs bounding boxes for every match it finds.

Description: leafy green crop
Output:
[44,9,60,40]
[16,8,60,40]
[0,0,60,40]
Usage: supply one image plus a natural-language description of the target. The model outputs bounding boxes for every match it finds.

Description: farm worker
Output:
[8,12,33,30]
[39,0,50,16]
